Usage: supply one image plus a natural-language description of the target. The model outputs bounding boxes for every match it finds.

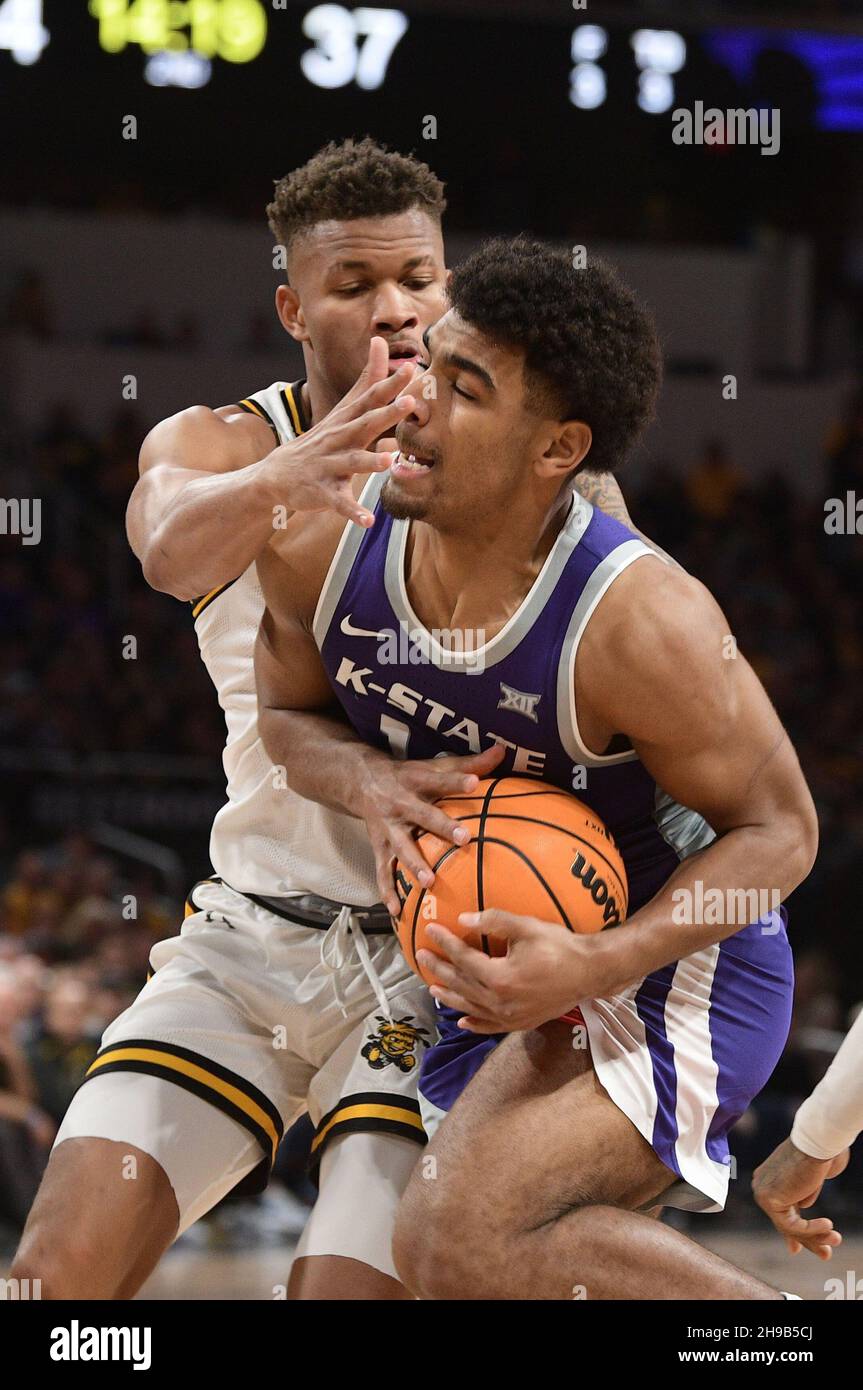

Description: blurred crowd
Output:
[0,832,169,1236]
[4,269,284,357]
[0,402,224,760]
[1,389,863,1247]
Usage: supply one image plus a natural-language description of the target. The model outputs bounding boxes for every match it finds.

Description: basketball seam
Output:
[418,816,627,904]
[409,842,462,980]
[477,836,577,932]
[476,775,506,954]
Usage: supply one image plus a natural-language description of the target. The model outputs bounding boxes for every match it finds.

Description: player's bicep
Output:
[596,569,807,833]
[129,406,274,562]
[628,640,805,838]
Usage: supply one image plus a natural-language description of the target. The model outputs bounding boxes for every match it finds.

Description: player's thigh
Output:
[404,1022,674,1235]
[289,1130,421,1300]
[10,1132,178,1300]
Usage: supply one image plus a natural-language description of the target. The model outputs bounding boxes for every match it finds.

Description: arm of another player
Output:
[571,467,678,566]
[751,1006,863,1258]
[423,561,818,1029]
[126,338,415,601]
[254,542,505,912]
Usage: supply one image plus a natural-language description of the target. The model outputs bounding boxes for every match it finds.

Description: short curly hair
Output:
[448,237,662,475]
[267,137,446,265]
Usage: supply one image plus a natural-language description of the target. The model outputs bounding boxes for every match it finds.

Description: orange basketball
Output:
[394,775,629,986]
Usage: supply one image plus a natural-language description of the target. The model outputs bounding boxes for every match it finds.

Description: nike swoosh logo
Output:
[340,614,386,639]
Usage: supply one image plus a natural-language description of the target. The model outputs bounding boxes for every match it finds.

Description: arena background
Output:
[1,0,862,1300]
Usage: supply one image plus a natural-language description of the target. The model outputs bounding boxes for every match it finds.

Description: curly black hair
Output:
[448,237,662,475]
[267,137,446,264]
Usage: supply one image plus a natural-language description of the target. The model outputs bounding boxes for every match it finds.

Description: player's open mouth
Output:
[387,343,426,368]
[391,449,434,476]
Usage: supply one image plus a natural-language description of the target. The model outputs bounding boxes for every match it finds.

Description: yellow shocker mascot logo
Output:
[362,1015,430,1073]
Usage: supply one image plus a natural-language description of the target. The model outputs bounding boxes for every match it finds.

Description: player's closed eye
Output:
[452,382,477,401]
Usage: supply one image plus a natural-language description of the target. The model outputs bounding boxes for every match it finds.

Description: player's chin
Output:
[380,475,432,520]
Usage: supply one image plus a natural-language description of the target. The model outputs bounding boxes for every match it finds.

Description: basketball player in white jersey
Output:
[9,140,646,1301]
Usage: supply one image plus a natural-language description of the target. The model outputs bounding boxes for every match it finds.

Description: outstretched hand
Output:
[264,336,417,526]
[752,1137,846,1259]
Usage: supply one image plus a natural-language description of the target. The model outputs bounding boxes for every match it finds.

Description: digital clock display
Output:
[88,0,268,64]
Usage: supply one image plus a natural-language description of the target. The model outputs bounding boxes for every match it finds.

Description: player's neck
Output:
[303,372,343,427]
[406,493,572,629]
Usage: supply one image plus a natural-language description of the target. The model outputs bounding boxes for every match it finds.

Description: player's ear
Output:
[276,284,310,344]
[535,419,592,482]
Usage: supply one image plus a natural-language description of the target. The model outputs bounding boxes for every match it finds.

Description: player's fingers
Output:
[796,1188,823,1210]
[421,977,488,1018]
[770,1205,836,1246]
[350,396,416,445]
[416,953,465,993]
[431,744,506,779]
[460,907,537,941]
[324,482,384,529]
[369,833,401,915]
[418,942,497,1003]
[410,765,482,803]
[801,1233,841,1260]
[325,342,386,421]
[424,923,499,990]
[455,1016,507,1035]
[319,446,394,479]
[346,336,391,398]
[401,797,471,846]
[388,826,434,891]
[341,357,415,419]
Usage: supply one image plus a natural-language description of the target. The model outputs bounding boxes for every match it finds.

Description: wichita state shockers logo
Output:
[362,1015,430,1073]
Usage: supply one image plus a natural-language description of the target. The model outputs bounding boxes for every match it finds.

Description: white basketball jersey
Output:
[191,380,379,904]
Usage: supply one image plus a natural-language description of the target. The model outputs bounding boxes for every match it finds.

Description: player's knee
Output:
[393,1169,487,1299]
[392,1174,430,1294]
[10,1224,106,1301]
[9,1139,178,1299]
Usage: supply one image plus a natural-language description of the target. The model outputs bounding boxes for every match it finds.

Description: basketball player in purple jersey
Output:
[255,237,818,1299]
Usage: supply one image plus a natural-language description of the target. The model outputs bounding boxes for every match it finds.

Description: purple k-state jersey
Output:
[314,471,715,914]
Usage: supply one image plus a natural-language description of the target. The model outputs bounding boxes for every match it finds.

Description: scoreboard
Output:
[1,1,861,131]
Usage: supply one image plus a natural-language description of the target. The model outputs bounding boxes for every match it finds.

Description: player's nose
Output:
[398,367,432,425]
[371,283,418,333]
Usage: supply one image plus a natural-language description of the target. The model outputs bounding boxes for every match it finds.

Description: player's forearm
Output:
[595,814,815,991]
[790,1008,863,1160]
[258,705,388,818]
[131,458,285,600]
